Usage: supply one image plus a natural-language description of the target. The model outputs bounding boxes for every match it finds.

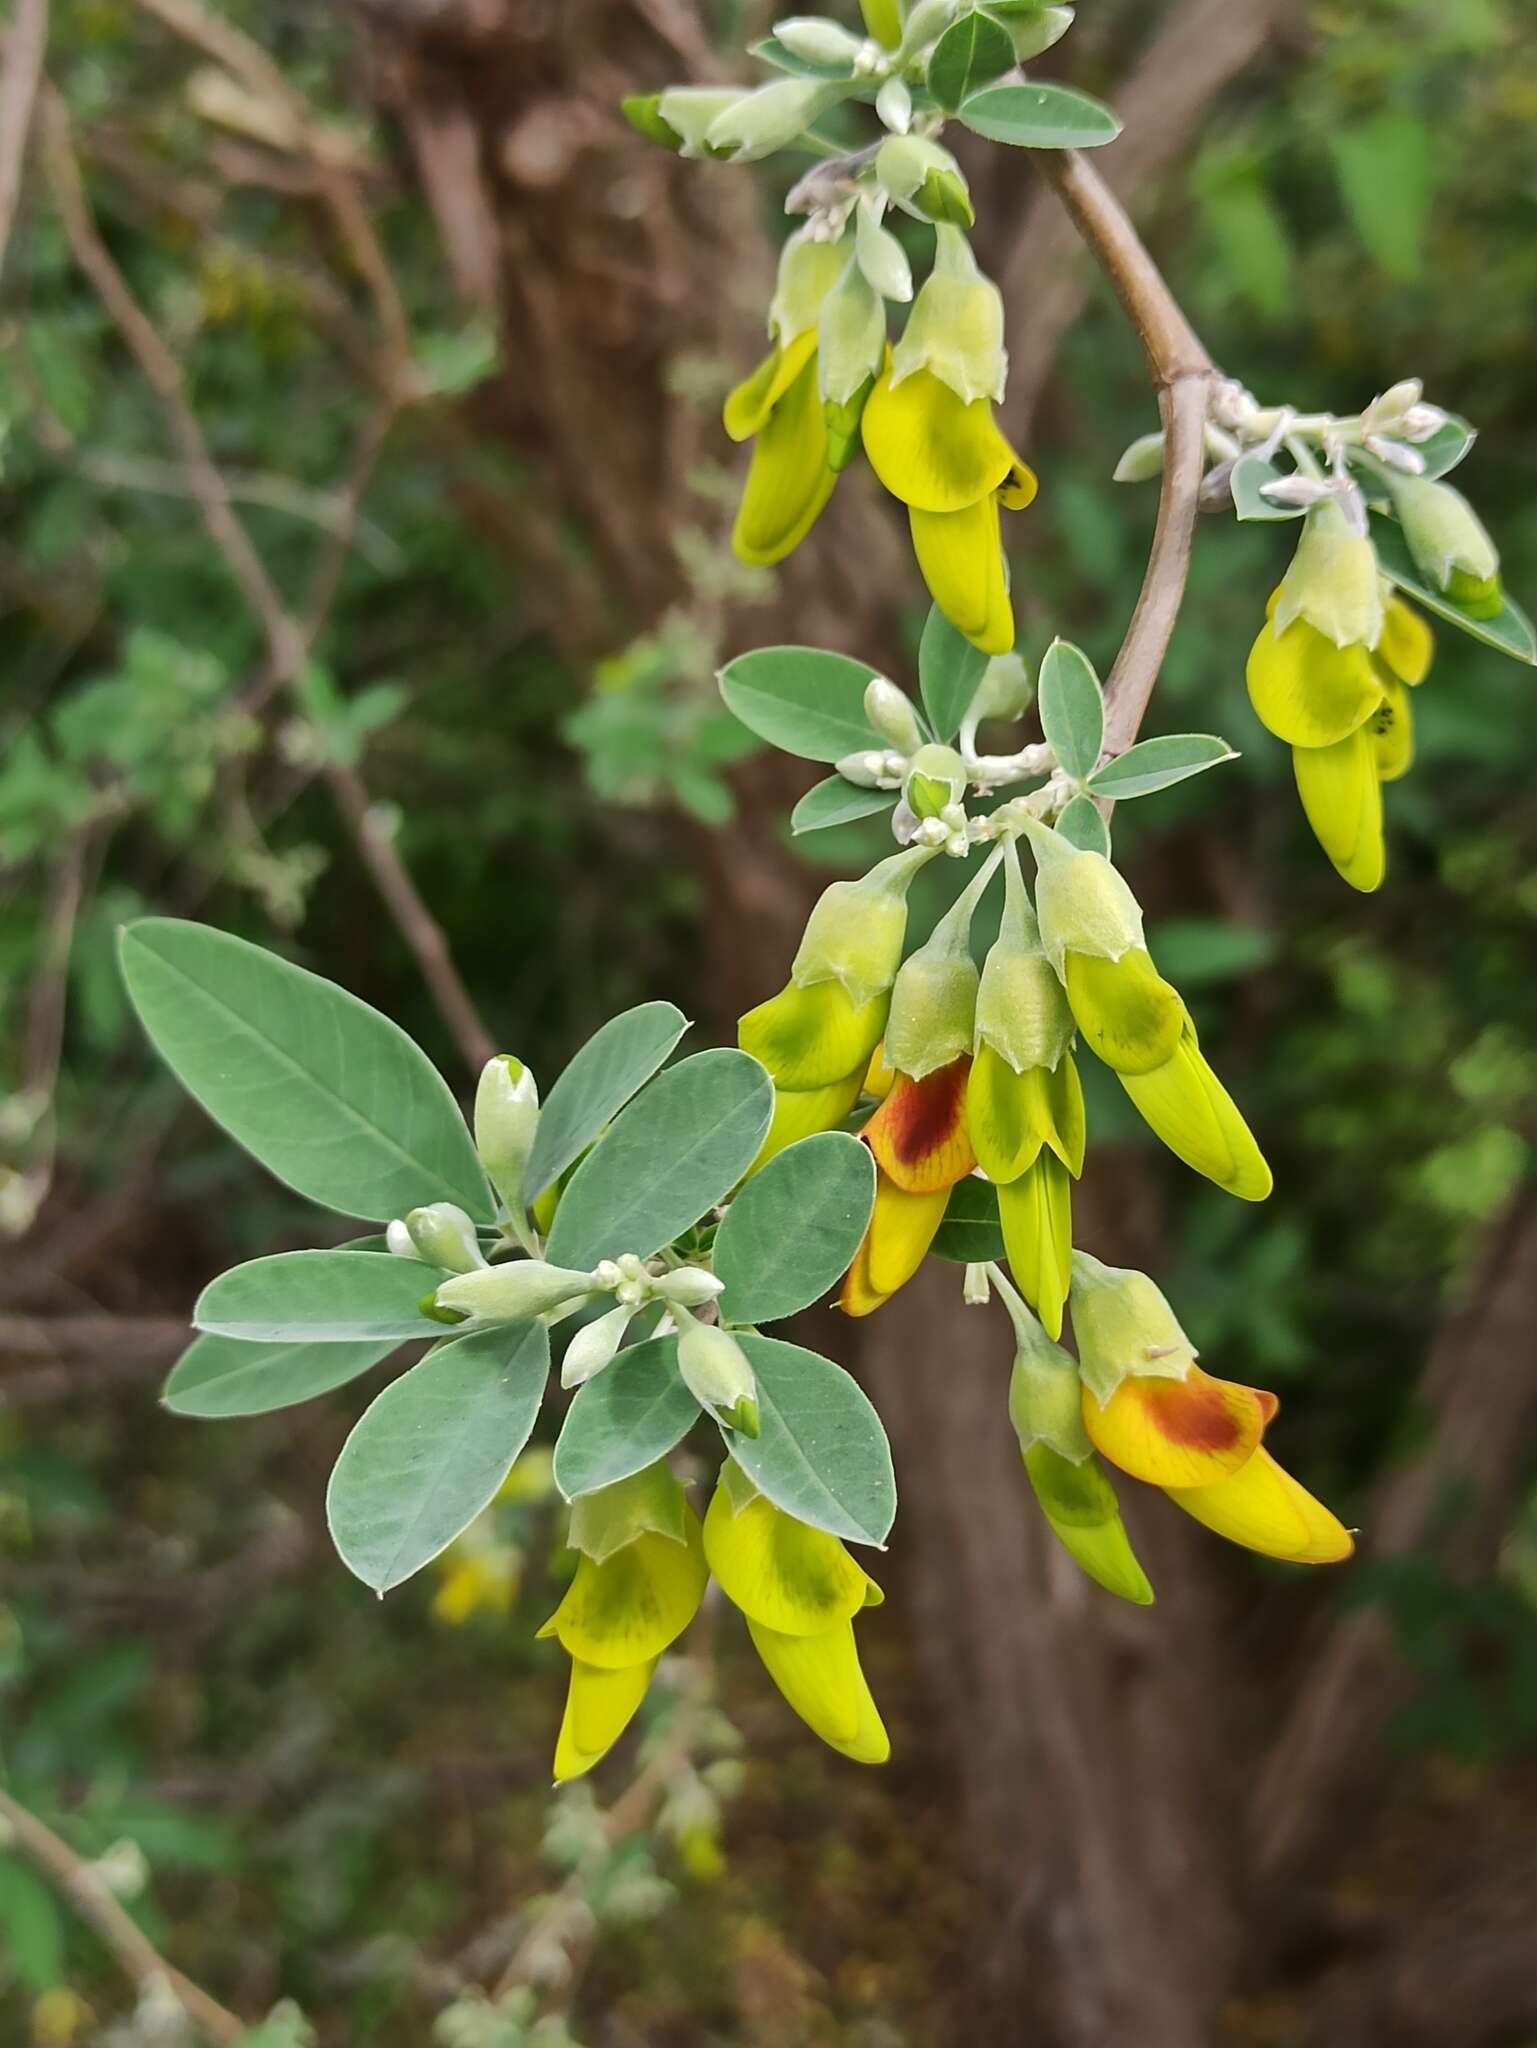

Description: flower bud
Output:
[677,1316,760,1435]
[1113,430,1165,484]
[1273,498,1383,650]
[1372,378,1422,423]
[890,226,1004,404]
[1385,472,1501,614]
[656,86,753,160]
[561,1303,634,1389]
[770,225,855,346]
[474,1055,539,1210]
[774,16,866,66]
[386,1217,418,1261]
[900,0,957,43]
[975,852,1075,1073]
[883,853,995,1078]
[1020,818,1144,976]
[621,94,684,151]
[1068,1252,1198,1407]
[1004,1290,1092,1463]
[819,255,885,409]
[705,77,849,164]
[654,1266,727,1308]
[792,844,935,1010]
[875,135,973,231]
[834,748,890,788]
[854,199,913,303]
[436,1258,596,1324]
[860,0,905,47]
[404,1203,486,1275]
[864,677,925,754]
[969,652,1033,724]
[904,742,966,819]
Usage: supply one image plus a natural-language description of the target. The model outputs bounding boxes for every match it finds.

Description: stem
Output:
[1030,151,1214,760]
[0,0,49,283]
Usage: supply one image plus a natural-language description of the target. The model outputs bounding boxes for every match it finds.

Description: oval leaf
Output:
[1408,415,1475,483]
[919,602,990,742]
[928,8,1016,112]
[1038,639,1105,782]
[790,776,899,836]
[959,81,1121,149]
[194,1250,452,1344]
[326,1321,549,1593]
[1370,514,1536,665]
[524,1001,689,1201]
[1089,734,1236,801]
[119,919,490,1222]
[931,1177,1005,1262]
[1053,793,1111,857]
[552,1335,697,1499]
[718,647,884,762]
[713,1132,875,1326]
[1230,451,1308,522]
[545,1050,774,1270]
[163,1333,397,1419]
[726,1335,895,1546]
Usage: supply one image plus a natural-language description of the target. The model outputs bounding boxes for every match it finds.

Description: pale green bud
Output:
[656,87,753,160]
[654,1267,727,1309]
[1385,472,1501,602]
[1004,1291,1092,1462]
[560,1303,634,1390]
[1273,498,1383,650]
[890,226,1004,404]
[1002,3,1074,60]
[621,95,684,151]
[436,1258,595,1324]
[914,167,976,228]
[854,198,913,303]
[875,75,913,133]
[975,850,1074,1071]
[834,747,891,788]
[1021,817,1144,976]
[875,133,962,207]
[1113,430,1165,484]
[1069,1252,1198,1408]
[970,652,1033,723]
[386,1218,418,1261]
[773,16,866,66]
[770,225,855,345]
[864,677,925,754]
[566,1460,687,1559]
[1372,377,1422,425]
[905,743,966,817]
[883,851,995,1078]
[705,77,849,164]
[818,258,886,409]
[900,0,958,50]
[475,1054,539,1210]
[677,1316,760,1435]
[791,844,935,1008]
[404,1203,486,1275]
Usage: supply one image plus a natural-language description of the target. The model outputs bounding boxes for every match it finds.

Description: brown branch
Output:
[0,1787,246,2044]
[0,0,49,280]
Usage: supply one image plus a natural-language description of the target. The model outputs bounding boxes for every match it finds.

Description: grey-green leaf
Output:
[791,777,899,836]
[523,1001,689,1201]
[1053,793,1111,857]
[1370,514,1536,665]
[918,603,990,741]
[726,1336,895,1546]
[1230,451,1308,522]
[544,1049,773,1270]
[713,1132,874,1326]
[194,1250,452,1344]
[959,81,1121,149]
[931,1177,1005,1262]
[718,646,884,762]
[119,918,490,1222]
[927,8,1016,112]
[1406,416,1475,482]
[552,1335,696,1499]
[326,1321,549,1593]
[1037,639,1105,782]
[1089,734,1236,801]
[163,1333,397,1418]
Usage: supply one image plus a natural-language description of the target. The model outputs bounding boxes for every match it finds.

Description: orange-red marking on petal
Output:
[864,1057,977,1193]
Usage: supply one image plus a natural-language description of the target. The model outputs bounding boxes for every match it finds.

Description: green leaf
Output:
[718,647,883,762]
[1407,415,1475,482]
[1328,112,1434,282]
[791,776,898,836]
[726,1335,895,1546]
[1053,793,1111,857]
[524,1001,689,1201]
[959,81,1121,149]
[0,1857,66,1992]
[552,1335,697,1499]
[928,8,1016,112]
[326,1322,549,1593]
[713,1132,875,1325]
[194,1251,452,1344]
[1089,734,1236,801]
[931,1177,1005,1262]
[1037,639,1105,782]
[1152,918,1276,988]
[119,919,490,1223]
[1370,514,1537,665]
[1195,157,1292,318]
[1230,451,1307,522]
[918,603,990,741]
[163,1333,397,1418]
[545,1050,774,1270]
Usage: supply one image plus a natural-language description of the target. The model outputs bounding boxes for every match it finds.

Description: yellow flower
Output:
[704,1474,889,1764]
[840,1055,974,1316]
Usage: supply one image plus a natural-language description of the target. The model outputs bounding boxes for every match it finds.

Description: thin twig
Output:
[0,0,50,280]
[0,1787,246,2044]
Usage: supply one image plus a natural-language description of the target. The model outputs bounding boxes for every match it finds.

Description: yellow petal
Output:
[1378,594,1433,687]
[723,329,817,443]
[998,1152,1073,1341]
[746,1616,890,1763]
[732,346,836,566]
[1369,676,1414,783]
[553,1656,657,1781]
[862,1039,897,1102]
[1247,613,1385,748]
[1022,1443,1155,1605]
[1063,947,1184,1076]
[864,1057,976,1193]
[909,499,1014,653]
[739,978,888,1091]
[1292,728,1385,893]
[969,1046,1085,1182]
[543,1517,707,1670]
[839,1173,948,1315]
[748,1072,863,1177]
[1083,1365,1275,1489]
[1167,1446,1354,1564]
[1119,1024,1272,1201]
[997,457,1038,511]
[704,1485,875,1634]
[861,365,1015,513]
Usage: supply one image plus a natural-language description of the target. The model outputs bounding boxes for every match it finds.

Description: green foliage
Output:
[163,1333,399,1418]
[918,603,989,742]
[1036,639,1104,781]
[712,1132,875,1325]
[523,1003,689,1204]
[194,1251,457,1345]
[716,647,887,762]
[957,81,1120,149]
[553,1336,697,1500]
[1089,733,1237,801]
[724,1337,897,1546]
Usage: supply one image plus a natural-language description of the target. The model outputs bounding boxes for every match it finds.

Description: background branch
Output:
[0,0,49,281]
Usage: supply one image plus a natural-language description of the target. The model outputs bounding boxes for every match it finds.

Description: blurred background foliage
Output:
[2,0,1536,2042]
